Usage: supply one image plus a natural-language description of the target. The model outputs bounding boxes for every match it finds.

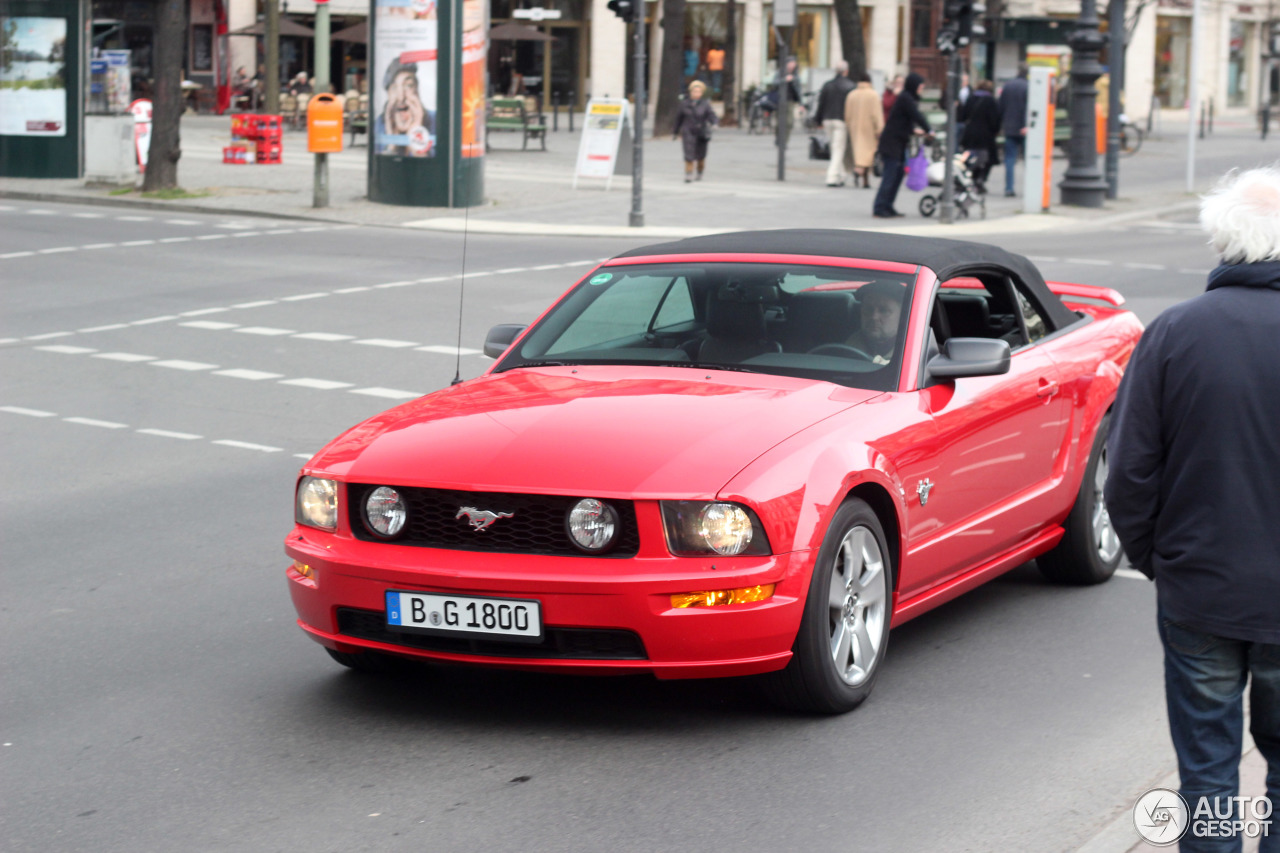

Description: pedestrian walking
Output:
[672,80,718,183]
[775,57,805,145]
[844,71,883,189]
[1104,165,1280,853]
[873,72,930,218]
[998,64,1028,197]
[958,78,1000,191]
[816,61,857,187]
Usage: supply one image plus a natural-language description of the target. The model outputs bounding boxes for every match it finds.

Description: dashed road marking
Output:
[78,324,129,333]
[132,315,179,325]
[36,344,96,354]
[234,326,294,336]
[212,439,282,453]
[354,338,418,348]
[213,368,284,380]
[0,406,56,417]
[293,332,354,342]
[64,416,127,429]
[182,321,239,330]
[137,428,203,440]
[93,352,156,362]
[28,332,75,340]
[150,359,218,371]
[1115,568,1148,581]
[351,387,421,400]
[280,378,354,390]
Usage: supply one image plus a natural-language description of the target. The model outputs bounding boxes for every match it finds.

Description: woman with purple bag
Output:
[873,72,932,219]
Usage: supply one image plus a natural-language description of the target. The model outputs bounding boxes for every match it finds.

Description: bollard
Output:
[1263,105,1271,140]
[1209,97,1214,134]
[552,91,559,132]
[1199,103,1206,139]
[568,90,574,132]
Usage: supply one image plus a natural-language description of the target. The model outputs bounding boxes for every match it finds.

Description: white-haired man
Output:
[815,61,856,187]
[1105,165,1280,853]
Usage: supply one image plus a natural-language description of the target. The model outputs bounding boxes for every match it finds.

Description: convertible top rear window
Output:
[495,262,919,392]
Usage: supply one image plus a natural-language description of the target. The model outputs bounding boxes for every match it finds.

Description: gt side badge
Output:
[917,479,934,506]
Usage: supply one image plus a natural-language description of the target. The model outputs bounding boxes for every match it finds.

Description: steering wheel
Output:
[808,343,875,361]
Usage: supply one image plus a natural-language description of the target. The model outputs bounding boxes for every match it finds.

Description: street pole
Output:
[1104,0,1124,199]
[265,0,280,114]
[1058,0,1108,206]
[630,9,646,227]
[315,0,331,93]
[314,152,329,207]
[940,53,959,224]
[1186,0,1201,193]
[775,38,790,181]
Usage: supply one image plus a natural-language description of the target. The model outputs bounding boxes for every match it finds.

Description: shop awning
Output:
[227,18,316,38]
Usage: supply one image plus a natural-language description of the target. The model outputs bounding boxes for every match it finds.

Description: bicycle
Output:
[1119,116,1143,155]
[747,89,777,135]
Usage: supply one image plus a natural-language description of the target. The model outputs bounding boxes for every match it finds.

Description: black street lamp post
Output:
[1059,0,1109,206]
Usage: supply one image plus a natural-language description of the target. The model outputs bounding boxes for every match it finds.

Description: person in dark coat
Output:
[872,72,930,218]
[815,60,857,187]
[672,80,718,182]
[958,78,1001,191]
[998,64,1028,197]
[1104,165,1280,853]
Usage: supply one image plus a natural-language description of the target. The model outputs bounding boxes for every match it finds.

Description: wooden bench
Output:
[486,96,546,150]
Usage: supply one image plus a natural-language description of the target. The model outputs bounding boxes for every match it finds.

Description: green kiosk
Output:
[0,0,86,179]
[368,0,485,208]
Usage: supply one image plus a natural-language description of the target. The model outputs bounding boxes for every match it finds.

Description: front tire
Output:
[1038,414,1123,585]
[765,498,893,714]
[919,194,938,217]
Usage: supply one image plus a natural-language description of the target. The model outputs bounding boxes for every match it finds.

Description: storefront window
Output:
[1228,20,1250,108]
[765,9,828,69]
[1154,15,1189,108]
[685,4,728,96]
[911,0,932,50]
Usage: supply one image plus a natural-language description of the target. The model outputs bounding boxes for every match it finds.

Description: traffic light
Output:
[607,0,635,22]
[936,0,963,53]
[960,2,986,44]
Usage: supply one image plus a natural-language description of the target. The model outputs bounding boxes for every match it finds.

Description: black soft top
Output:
[612,228,1078,330]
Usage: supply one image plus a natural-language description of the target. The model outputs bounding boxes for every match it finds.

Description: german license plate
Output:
[385,590,543,640]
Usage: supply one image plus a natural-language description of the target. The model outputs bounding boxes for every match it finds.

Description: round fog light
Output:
[365,486,406,537]
[566,498,619,553]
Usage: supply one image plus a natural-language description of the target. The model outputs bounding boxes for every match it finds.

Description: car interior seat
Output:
[938,293,991,338]
[782,291,858,352]
[696,281,784,363]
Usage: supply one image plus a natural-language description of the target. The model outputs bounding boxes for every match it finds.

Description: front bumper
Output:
[285,525,811,680]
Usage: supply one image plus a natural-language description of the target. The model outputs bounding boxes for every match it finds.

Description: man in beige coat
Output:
[844,72,884,189]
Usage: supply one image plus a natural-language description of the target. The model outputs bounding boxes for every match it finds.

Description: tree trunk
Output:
[652,0,686,137]
[143,0,186,192]
[722,0,738,126]
[833,0,867,78]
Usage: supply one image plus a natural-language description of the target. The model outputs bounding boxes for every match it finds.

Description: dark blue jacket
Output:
[998,75,1027,137]
[1104,261,1280,644]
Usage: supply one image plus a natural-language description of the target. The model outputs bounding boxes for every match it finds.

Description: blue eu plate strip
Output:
[386,591,402,625]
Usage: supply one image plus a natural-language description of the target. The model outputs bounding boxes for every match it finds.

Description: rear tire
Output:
[1038,414,1123,585]
[764,499,893,714]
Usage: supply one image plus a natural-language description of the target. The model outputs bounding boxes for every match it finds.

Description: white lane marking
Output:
[264,229,298,235]
[197,234,228,241]
[71,212,105,218]
[374,281,416,289]
[78,324,129,333]
[182,321,240,330]
[116,215,152,222]
[1123,263,1166,270]
[297,226,330,232]
[150,359,218,371]
[1,251,35,258]
[416,345,482,355]
[28,209,56,216]
[354,338,418,348]
[280,293,328,302]
[121,240,155,246]
[233,300,277,309]
[81,243,115,250]
[180,307,231,316]
[334,286,370,294]
[213,368,284,380]
[1025,256,1059,263]
[159,237,193,244]
[1115,568,1149,581]
[0,338,17,344]
[294,453,313,460]
[94,352,156,362]
[64,417,128,429]
[36,344,97,354]
[1066,258,1113,266]
[0,406,56,417]
[165,219,202,225]
[212,439,282,453]
[235,326,295,336]
[231,232,263,238]
[38,246,77,254]
[132,316,178,325]
[137,428,202,440]
[27,331,75,340]
[417,275,451,283]
[351,387,421,400]
[217,222,256,230]
[293,332,355,341]
[280,378,354,390]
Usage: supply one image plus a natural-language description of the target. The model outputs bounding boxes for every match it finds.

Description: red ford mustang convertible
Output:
[285,230,1143,713]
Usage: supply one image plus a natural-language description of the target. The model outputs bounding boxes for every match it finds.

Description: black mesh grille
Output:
[336,607,648,660]
[348,485,640,557]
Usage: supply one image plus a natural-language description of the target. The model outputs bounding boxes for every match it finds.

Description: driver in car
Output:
[846,280,905,364]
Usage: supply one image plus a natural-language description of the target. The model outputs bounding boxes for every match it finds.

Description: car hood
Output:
[308,366,880,498]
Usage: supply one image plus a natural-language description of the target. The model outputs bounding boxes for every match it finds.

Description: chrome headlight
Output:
[296,476,338,531]
[364,486,407,538]
[566,498,619,553]
[661,501,771,557]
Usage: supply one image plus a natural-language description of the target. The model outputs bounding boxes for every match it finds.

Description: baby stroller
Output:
[918,151,987,219]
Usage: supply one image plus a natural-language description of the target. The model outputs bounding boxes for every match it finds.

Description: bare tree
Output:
[143,0,186,191]
[833,0,867,77]
[652,0,687,137]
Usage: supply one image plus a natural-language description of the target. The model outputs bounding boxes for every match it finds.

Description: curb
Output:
[0,188,349,225]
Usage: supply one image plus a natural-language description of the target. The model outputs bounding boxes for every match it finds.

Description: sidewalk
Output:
[2,111,1272,237]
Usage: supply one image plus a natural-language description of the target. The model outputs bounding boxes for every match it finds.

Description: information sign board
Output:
[573,99,628,189]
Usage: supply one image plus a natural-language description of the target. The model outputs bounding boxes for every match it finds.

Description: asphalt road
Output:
[0,202,1218,852]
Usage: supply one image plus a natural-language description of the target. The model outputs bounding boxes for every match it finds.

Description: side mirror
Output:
[927,337,1011,379]
[484,324,527,359]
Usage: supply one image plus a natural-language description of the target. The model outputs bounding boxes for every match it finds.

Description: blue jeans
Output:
[873,155,904,216]
[1003,135,1023,195]
[1159,605,1280,853]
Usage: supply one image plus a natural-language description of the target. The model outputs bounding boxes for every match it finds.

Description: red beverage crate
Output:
[230,113,251,138]
[222,145,251,164]
[256,114,282,137]
[255,140,282,164]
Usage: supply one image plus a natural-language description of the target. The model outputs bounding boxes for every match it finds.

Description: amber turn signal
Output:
[291,560,315,579]
[670,584,775,609]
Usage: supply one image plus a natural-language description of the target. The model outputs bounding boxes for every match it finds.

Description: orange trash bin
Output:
[307,94,344,153]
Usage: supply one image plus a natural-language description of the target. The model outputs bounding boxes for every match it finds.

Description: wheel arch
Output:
[843,481,902,593]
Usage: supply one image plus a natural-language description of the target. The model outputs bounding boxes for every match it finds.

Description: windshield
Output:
[495,261,918,392]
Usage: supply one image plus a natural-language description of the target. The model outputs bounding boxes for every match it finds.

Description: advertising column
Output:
[368,0,485,207]
[0,0,85,178]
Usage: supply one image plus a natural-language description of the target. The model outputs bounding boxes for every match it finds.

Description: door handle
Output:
[1037,378,1059,398]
